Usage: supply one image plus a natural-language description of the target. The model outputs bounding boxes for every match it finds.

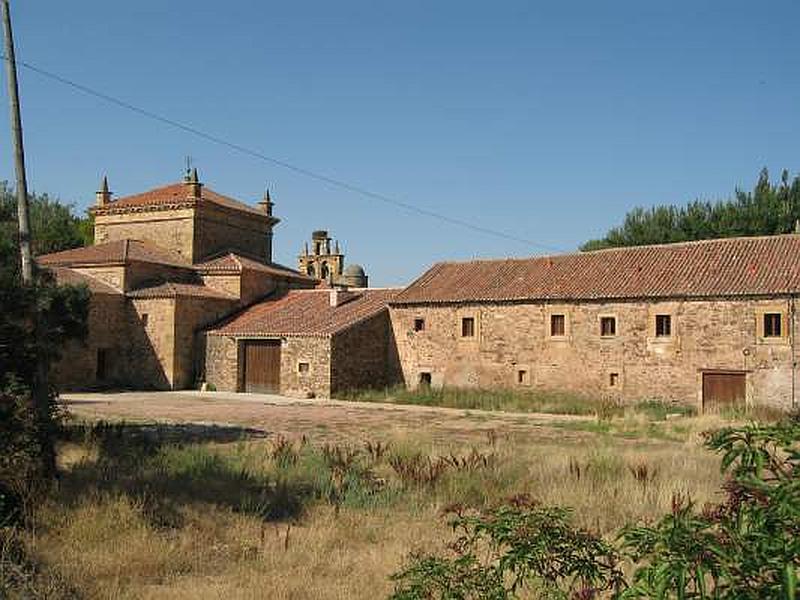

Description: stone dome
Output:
[343,264,366,277]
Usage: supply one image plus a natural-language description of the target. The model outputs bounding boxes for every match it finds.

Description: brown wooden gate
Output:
[702,371,746,412]
[243,340,281,393]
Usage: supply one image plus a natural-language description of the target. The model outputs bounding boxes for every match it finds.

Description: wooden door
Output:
[702,371,746,412]
[243,340,281,394]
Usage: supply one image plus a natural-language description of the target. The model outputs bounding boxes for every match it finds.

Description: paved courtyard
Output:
[62,391,591,444]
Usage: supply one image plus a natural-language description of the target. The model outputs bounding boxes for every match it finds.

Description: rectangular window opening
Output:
[600,316,616,337]
[609,372,619,387]
[550,314,566,337]
[413,318,425,332]
[419,372,432,388]
[461,317,475,338]
[517,370,528,385]
[141,313,149,327]
[655,314,672,337]
[96,348,108,380]
[764,313,782,338]
[298,362,310,374]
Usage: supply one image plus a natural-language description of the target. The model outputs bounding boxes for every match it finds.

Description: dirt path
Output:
[63,391,592,444]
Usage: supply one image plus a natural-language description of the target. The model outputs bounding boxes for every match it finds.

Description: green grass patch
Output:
[339,386,607,416]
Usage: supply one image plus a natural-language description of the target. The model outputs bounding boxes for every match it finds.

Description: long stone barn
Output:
[388,235,800,412]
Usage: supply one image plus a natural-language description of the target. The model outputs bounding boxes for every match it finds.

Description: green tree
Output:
[0,187,90,516]
[0,181,91,256]
[582,168,800,251]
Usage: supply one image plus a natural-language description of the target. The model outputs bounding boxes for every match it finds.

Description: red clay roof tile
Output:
[209,288,399,337]
[194,252,311,281]
[127,282,237,300]
[37,239,191,269]
[92,182,268,217]
[393,234,800,304]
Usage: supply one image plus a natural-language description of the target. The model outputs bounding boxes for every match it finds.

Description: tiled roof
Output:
[93,182,268,217]
[393,234,800,304]
[209,288,399,337]
[127,282,237,300]
[48,267,121,295]
[195,252,311,281]
[37,239,190,269]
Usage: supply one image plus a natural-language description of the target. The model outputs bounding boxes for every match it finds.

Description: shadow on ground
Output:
[57,421,313,527]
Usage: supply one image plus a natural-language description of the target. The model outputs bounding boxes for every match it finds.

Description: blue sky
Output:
[1,1,798,286]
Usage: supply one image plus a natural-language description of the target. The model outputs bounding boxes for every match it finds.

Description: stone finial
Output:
[258,187,274,216]
[95,175,112,206]
[184,167,202,199]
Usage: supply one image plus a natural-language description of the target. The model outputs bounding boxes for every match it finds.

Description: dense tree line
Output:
[581,168,800,251]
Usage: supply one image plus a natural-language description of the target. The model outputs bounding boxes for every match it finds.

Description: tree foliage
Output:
[582,168,800,251]
[0,181,92,257]
[0,188,90,523]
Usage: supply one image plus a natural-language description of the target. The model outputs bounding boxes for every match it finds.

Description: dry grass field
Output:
[3,391,753,599]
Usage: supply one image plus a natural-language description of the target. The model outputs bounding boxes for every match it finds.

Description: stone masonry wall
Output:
[194,204,272,263]
[94,208,195,261]
[128,297,177,389]
[72,265,126,292]
[173,295,238,389]
[280,337,331,398]
[390,297,800,410]
[202,334,332,397]
[50,293,129,390]
[330,311,400,395]
[203,334,241,392]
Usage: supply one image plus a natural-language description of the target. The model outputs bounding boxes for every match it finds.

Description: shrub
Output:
[389,419,800,599]
[390,496,625,599]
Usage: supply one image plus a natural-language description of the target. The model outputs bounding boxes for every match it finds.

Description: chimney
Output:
[329,286,358,308]
[184,167,203,199]
[95,175,112,206]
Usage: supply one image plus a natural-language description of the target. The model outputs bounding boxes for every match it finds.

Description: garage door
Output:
[702,371,746,412]
[243,340,281,394]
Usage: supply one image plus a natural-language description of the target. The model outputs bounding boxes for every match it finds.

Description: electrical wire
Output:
[5,55,564,253]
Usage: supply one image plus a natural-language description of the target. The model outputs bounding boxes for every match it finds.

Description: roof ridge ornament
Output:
[96,174,112,206]
[258,185,274,216]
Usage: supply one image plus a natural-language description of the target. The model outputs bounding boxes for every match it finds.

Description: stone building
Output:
[298,230,368,287]
[389,235,800,411]
[39,171,315,390]
[203,287,399,397]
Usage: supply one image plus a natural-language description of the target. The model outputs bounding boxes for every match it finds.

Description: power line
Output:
[6,55,563,253]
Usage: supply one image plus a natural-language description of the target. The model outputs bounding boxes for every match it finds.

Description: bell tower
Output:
[298,230,344,282]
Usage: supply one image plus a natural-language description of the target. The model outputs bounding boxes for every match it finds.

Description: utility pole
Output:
[2,0,54,477]
[2,0,32,283]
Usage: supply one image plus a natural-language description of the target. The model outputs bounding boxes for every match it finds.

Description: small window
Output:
[764,313,782,338]
[141,313,149,327]
[550,314,566,337]
[609,372,619,387]
[298,362,310,374]
[655,314,672,337]
[600,316,616,337]
[461,317,475,338]
[96,348,108,380]
[517,370,529,385]
[419,372,432,388]
[413,318,425,332]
